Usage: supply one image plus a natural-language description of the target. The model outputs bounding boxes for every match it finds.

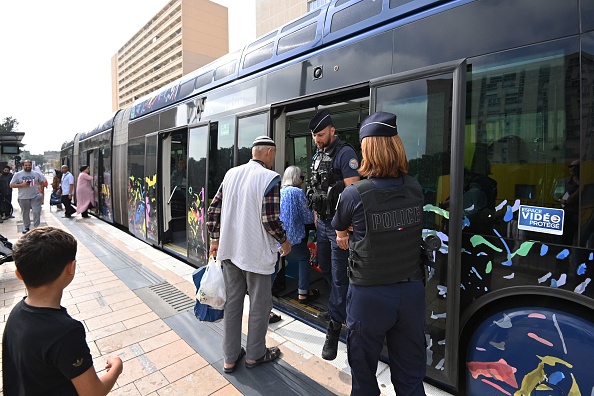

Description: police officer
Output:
[333,112,426,395]
[307,109,360,360]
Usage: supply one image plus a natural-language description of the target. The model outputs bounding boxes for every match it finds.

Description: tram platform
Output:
[0,189,451,396]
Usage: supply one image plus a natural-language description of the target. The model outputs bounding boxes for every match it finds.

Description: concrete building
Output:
[112,0,229,111]
[256,0,330,37]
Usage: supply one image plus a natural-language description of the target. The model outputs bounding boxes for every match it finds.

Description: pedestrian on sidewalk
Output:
[0,165,13,220]
[76,165,94,218]
[9,159,46,233]
[51,169,64,210]
[2,227,123,395]
[207,135,291,373]
[333,112,426,396]
[60,165,76,218]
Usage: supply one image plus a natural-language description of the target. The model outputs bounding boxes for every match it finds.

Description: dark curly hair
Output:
[13,227,77,288]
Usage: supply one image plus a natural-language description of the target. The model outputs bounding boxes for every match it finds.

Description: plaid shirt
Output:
[207,161,287,244]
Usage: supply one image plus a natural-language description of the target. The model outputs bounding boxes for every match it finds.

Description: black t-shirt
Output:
[2,299,93,396]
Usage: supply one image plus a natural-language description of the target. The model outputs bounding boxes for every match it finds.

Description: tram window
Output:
[330,0,383,33]
[194,71,213,90]
[214,60,237,81]
[277,23,317,55]
[208,119,235,200]
[243,43,274,69]
[237,113,269,166]
[467,40,579,210]
[389,0,413,8]
[293,136,309,175]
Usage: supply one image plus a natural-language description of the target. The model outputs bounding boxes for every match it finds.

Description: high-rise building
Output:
[256,0,330,37]
[112,0,229,111]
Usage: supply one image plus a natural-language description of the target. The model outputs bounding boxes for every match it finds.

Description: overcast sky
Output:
[0,0,256,155]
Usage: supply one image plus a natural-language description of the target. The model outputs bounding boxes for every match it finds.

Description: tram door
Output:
[159,130,188,257]
[370,60,467,388]
[84,149,100,216]
[274,96,368,312]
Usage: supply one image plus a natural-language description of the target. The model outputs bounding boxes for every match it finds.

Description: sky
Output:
[0,0,256,155]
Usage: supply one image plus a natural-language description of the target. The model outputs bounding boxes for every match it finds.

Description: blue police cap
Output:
[359,112,398,142]
[309,109,333,133]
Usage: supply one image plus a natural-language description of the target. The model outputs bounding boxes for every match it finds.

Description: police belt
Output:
[347,267,424,284]
[395,269,424,284]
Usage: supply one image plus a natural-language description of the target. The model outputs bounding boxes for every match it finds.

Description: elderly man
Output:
[207,135,291,373]
[9,160,46,233]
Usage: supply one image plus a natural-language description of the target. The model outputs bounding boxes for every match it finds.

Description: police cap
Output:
[359,112,398,142]
[252,135,276,147]
[309,109,333,133]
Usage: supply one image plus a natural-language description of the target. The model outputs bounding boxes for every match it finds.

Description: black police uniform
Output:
[332,112,426,396]
[310,137,359,324]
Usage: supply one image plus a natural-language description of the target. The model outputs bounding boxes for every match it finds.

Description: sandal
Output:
[269,312,282,324]
[298,289,320,304]
[223,347,246,373]
[245,346,281,369]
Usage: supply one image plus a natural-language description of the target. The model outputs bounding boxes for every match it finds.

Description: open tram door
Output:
[270,87,369,325]
[82,149,101,217]
[159,130,188,257]
[368,59,467,389]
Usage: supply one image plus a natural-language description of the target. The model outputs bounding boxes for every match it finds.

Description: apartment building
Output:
[112,0,229,111]
[256,0,331,37]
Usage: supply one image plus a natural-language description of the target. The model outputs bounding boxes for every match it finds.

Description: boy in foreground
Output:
[2,227,123,395]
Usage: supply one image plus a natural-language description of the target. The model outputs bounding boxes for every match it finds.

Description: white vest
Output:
[217,160,279,274]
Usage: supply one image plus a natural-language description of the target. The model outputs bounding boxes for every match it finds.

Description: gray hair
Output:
[282,165,303,187]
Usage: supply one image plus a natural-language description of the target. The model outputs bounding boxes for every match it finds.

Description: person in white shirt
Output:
[60,165,75,218]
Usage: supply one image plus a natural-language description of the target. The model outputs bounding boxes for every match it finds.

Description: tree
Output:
[28,154,45,166]
[0,117,19,132]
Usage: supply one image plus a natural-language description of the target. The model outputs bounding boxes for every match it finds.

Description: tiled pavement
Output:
[0,186,450,396]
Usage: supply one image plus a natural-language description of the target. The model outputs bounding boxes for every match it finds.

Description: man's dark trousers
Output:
[61,195,75,217]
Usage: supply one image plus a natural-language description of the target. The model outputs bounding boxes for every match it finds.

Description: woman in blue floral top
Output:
[280,166,319,303]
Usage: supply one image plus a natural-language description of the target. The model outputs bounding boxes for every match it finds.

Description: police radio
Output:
[420,234,440,286]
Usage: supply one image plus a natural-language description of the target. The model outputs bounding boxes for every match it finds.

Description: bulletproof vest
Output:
[348,176,424,286]
[307,141,349,220]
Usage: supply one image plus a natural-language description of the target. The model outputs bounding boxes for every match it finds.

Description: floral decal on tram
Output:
[128,175,146,239]
[100,171,113,222]
[187,186,207,263]
[145,174,158,242]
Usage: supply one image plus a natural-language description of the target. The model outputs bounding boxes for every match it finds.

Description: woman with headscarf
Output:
[76,165,94,218]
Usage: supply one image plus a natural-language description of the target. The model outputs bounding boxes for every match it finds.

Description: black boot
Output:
[322,320,341,360]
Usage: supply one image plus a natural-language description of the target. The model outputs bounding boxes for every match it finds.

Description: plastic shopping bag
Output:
[197,257,226,309]
[192,267,224,322]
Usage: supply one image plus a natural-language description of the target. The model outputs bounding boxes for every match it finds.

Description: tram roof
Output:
[130,0,457,120]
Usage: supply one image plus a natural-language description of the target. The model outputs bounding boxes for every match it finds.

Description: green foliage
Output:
[28,154,45,165]
[0,117,19,132]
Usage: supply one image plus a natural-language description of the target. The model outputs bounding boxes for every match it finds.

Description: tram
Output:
[61,0,594,393]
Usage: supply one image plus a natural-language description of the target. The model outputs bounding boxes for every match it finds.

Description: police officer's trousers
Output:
[316,218,349,323]
[346,281,426,396]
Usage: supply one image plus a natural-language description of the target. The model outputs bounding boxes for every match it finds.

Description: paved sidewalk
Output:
[0,193,352,395]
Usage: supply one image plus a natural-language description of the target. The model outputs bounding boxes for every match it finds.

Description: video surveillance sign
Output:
[518,205,564,236]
